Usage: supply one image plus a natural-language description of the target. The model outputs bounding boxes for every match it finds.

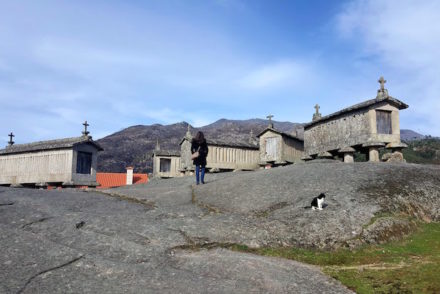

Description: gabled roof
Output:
[207,138,259,149]
[0,136,104,155]
[152,150,181,157]
[96,172,148,189]
[304,96,408,129]
[256,127,304,142]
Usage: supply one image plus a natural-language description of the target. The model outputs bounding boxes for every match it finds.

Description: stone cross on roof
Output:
[249,129,255,144]
[8,132,14,146]
[266,115,274,128]
[376,76,389,99]
[314,104,320,113]
[378,76,386,90]
[185,123,192,139]
[312,104,322,121]
[82,121,90,137]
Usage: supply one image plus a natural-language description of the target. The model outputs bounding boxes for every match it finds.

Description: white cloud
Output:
[238,60,310,90]
[190,117,213,128]
[32,38,162,78]
[336,0,440,135]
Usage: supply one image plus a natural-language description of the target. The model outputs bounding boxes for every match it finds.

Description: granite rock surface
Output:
[2,162,440,293]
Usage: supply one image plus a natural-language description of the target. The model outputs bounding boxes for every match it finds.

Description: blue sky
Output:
[1,0,439,144]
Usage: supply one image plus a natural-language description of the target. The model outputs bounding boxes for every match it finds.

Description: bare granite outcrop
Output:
[1,162,439,293]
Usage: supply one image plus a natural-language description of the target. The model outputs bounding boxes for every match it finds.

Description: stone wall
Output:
[259,130,304,164]
[180,139,192,171]
[305,109,370,156]
[283,136,304,163]
[0,149,73,185]
[259,131,282,163]
[71,144,99,186]
[304,102,401,156]
[180,138,259,171]
[153,155,182,178]
[206,145,259,170]
[368,103,401,143]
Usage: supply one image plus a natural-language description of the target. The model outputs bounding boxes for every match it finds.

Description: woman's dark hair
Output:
[193,131,205,144]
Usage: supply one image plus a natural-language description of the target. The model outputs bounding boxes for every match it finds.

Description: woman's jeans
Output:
[195,165,205,184]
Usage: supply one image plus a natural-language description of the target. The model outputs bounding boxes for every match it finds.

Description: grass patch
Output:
[231,222,440,293]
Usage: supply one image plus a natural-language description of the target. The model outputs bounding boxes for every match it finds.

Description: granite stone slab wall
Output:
[71,144,99,186]
[305,109,371,156]
[0,149,73,185]
[304,101,402,156]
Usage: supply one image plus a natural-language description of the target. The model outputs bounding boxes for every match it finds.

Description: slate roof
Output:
[0,136,104,155]
[206,138,259,149]
[96,172,148,189]
[152,150,181,157]
[304,96,409,129]
[256,127,304,142]
[180,137,259,149]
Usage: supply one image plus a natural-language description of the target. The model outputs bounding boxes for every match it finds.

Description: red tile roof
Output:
[96,172,148,189]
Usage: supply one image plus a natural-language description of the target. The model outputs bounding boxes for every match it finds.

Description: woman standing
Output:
[191,131,209,185]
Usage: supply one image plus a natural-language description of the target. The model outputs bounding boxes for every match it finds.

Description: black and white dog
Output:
[310,193,326,210]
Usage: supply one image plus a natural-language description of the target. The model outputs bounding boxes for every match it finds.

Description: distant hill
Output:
[400,129,425,141]
[96,119,302,173]
[403,138,440,164]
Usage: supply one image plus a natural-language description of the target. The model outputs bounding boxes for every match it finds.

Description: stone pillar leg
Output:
[362,142,385,163]
[338,146,356,163]
[368,147,380,162]
[385,142,408,163]
[344,153,354,163]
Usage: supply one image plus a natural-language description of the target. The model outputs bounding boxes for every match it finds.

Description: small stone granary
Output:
[0,122,103,187]
[179,126,260,173]
[303,77,408,162]
[257,115,304,167]
[151,140,182,178]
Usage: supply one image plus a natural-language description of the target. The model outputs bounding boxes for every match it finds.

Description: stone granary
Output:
[257,115,304,167]
[303,77,408,162]
[152,140,182,178]
[179,126,260,173]
[0,122,103,188]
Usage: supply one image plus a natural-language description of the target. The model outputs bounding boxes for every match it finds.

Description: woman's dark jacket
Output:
[191,139,209,166]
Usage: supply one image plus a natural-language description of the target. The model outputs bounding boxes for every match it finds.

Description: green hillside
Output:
[403,138,440,164]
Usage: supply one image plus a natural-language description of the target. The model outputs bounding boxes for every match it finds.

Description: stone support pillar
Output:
[384,142,408,162]
[362,142,385,162]
[301,155,313,161]
[338,146,356,163]
[317,151,333,159]
[344,153,354,163]
[369,148,380,162]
